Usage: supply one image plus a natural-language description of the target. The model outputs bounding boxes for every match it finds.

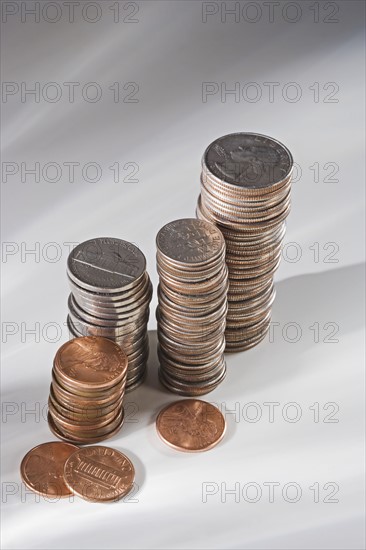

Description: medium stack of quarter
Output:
[156,218,228,395]
[48,336,128,444]
[67,238,152,391]
[197,133,293,351]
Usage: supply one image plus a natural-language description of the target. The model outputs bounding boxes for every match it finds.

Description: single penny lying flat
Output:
[156,399,226,452]
[20,441,79,498]
[63,446,135,502]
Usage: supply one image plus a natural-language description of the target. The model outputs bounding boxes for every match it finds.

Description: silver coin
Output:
[67,237,146,293]
[197,133,293,350]
[69,282,152,321]
[67,272,149,305]
[203,133,293,189]
[156,218,224,266]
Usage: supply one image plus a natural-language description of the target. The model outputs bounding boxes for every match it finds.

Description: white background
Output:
[1,1,365,549]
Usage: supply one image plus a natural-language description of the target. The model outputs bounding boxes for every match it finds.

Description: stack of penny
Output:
[156,218,228,395]
[197,132,293,351]
[48,336,128,444]
[66,238,152,391]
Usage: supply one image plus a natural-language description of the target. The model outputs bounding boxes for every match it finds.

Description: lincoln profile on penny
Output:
[60,337,121,378]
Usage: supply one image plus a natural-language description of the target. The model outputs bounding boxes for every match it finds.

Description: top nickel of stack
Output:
[197,133,293,351]
[67,238,152,391]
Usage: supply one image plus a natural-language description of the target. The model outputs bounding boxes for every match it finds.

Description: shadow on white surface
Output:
[223,263,365,396]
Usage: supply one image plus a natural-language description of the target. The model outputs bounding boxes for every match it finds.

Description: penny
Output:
[51,371,125,402]
[49,386,123,419]
[20,442,78,498]
[53,407,124,439]
[53,336,127,391]
[48,412,124,445]
[63,446,135,502]
[156,399,226,451]
[48,398,121,430]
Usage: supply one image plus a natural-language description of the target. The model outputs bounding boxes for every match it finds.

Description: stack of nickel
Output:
[156,219,228,395]
[48,336,128,444]
[67,238,152,391]
[197,133,293,351]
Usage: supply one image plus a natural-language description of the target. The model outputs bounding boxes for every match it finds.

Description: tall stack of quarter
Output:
[156,219,228,395]
[67,238,152,391]
[48,336,128,443]
[197,133,293,351]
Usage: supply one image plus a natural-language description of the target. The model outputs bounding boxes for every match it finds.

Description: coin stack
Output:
[156,219,228,395]
[48,336,128,444]
[197,133,293,351]
[67,238,152,391]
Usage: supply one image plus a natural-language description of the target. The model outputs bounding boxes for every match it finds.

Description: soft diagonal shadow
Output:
[223,263,365,395]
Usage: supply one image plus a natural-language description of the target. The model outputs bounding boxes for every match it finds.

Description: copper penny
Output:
[54,336,127,391]
[156,399,226,451]
[52,368,126,399]
[47,412,122,445]
[20,441,78,498]
[63,445,135,502]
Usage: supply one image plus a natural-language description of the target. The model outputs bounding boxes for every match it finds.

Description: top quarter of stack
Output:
[202,132,294,191]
